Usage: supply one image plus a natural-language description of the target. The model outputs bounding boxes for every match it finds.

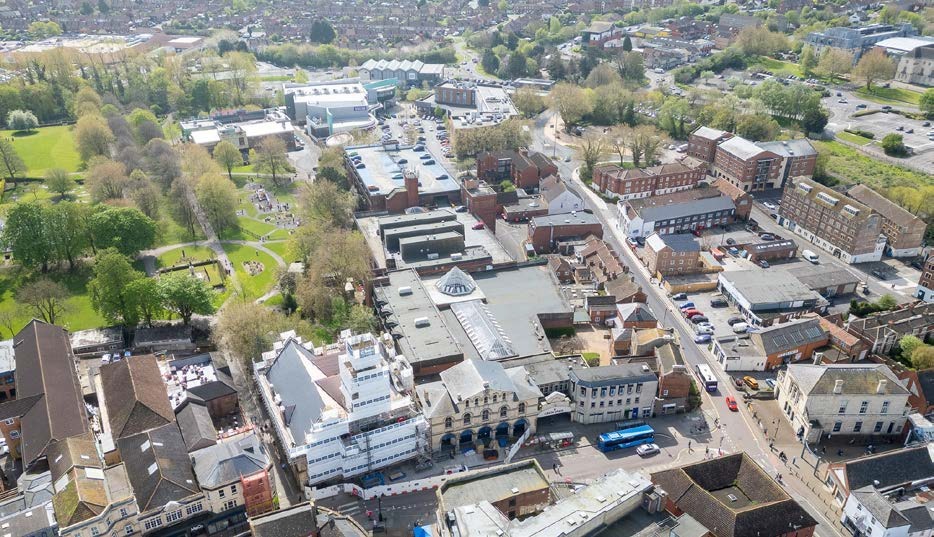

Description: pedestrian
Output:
[792,457,796,466]
[687,440,692,452]
[705,446,709,456]
[553,462,558,473]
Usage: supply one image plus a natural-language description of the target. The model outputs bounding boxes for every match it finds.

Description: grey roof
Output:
[852,487,910,528]
[787,364,909,396]
[637,195,736,223]
[0,501,56,537]
[787,264,860,290]
[749,240,796,253]
[191,432,268,489]
[440,359,518,401]
[894,501,934,533]
[251,502,318,537]
[692,126,730,140]
[505,366,545,402]
[720,270,824,306]
[750,318,827,355]
[441,462,550,509]
[847,184,924,228]
[435,266,477,297]
[530,211,600,227]
[617,303,658,324]
[117,422,200,512]
[266,339,326,443]
[840,445,934,492]
[509,355,572,387]
[450,299,516,360]
[757,139,817,158]
[175,400,217,452]
[719,136,767,160]
[570,363,657,387]
[647,233,700,253]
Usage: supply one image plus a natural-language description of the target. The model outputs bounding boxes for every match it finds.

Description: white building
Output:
[256,330,427,487]
[569,364,659,424]
[776,364,910,443]
[283,80,386,137]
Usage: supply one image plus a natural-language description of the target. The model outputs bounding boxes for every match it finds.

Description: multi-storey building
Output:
[256,331,426,487]
[805,23,917,62]
[358,59,445,86]
[581,21,625,48]
[758,140,819,187]
[778,178,886,264]
[528,212,604,252]
[643,233,702,277]
[476,149,557,191]
[592,160,704,200]
[191,433,275,518]
[618,189,737,238]
[845,185,926,258]
[687,126,733,163]
[776,364,910,443]
[712,137,783,192]
[569,364,658,424]
[917,253,934,303]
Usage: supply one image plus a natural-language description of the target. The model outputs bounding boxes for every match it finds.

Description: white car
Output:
[696,325,715,335]
[636,443,661,457]
[762,201,777,210]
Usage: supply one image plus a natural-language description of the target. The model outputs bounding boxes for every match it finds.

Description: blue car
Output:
[679,302,695,310]
[694,334,712,343]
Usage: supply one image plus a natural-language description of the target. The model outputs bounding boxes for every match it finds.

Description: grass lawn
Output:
[1,126,81,176]
[835,131,873,146]
[231,164,255,174]
[751,57,805,79]
[154,205,205,247]
[219,216,278,240]
[266,228,291,241]
[155,245,216,269]
[855,87,922,106]
[263,241,290,261]
[222,243,279,300]
[814,140,934,189]
[0,266,106,335]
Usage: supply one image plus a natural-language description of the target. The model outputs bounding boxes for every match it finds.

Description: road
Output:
[529,111,844,537]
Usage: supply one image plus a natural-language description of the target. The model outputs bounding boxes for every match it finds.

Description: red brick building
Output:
[712,178,753,220]
[528,212,603,253]
[687,126,733,163]
[713,137,783,192]
[592,160,704,200]
[655,342,693,415]
[476,149,557,191]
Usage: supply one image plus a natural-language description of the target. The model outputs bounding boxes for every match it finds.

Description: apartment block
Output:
[845,184,926,258]
[713,137,783,192]
[917,253,934,303]
[778,178,886,264]
[687,126,733,163]
[643,233,702,277]
[592,160,704,200]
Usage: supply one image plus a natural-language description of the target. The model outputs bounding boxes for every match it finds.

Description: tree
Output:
[88,206,157,256]
[481,50,499,75]
[27,21,63,39]
[309,20,336,44]
[85,158,128,202]
[75,114,114,162]
[919,88,934,117]
[912,346,934,370]
[16,278,69,325]
[144,139,182,189]
[576,134,608,181]
[658,97,692,138]
[735,26,789,57]
[298,179,356,229]
[801,105,829,134]
[900,335,924,359]
[7,110,38,133]
[158,272,215,325]
[853,49,895,91]
[1,202,55,271]
[251,136,294,187]
[125,278,163,328]
[213,140,243,181]
[616,51,646,83]
[0,138,26,187]
[213,300,288,370]
[46,202,89,271]
[348,304,376,334]
[88,249,144,327]
[881,133,907,157]
[127,171,162,219]
[622,35,632,52]
[196,175,239,234]
[584,63,622,88]
[799,45,817,76]
[45,168,75,199]
[736,114,780,141]
[629,125,665,167]
[74,87,102,118]
[513,87,546,118]
[168,180,199,237]
[550,82,592,130]
[817,48,853,83]
[700,70,715,84]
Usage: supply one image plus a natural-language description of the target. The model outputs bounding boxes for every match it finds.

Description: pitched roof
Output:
[191,433,268,490]
[712,178,748,201]
[250,502,318,537]
[101,355,175,439]
[10,320,88,466]
[652,453,817,537]
[691,126,731,141]
[788,364,908,396]
[616,303,657,324]
[719,136,768,160]
[838,445,934,493]
[757,139,817,158]
[116,422,200,512]
[846,184,923,228]
[918,369,934,410]
[570,363,657,387]
[265,339,327,443]
[186,366,237,404]
[852,487,910,529]
[175,400,217,452]
[632,194,736,223]
[646,233,700,253]
[749,318,827,355]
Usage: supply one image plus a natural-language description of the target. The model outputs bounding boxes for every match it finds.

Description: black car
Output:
[671,292,688,300]
[711,298,728,308]
[727,316,744,326]
[759,233,775,241]
[690,315,709,324]
[725,238,736,246]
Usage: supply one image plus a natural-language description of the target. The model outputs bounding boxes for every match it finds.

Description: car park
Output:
[636,443,661,457]
[743,376,759,390]
[683,309,701,318]
[726,396,738,411]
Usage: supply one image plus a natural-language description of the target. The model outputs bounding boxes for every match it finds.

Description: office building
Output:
[845,184,926,258]
[805,23,917,61]
[618,189,737,238]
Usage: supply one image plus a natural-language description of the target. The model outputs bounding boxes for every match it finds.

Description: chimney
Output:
[876,379,887,394]
[833,379,844,394]
[404,170,419,208]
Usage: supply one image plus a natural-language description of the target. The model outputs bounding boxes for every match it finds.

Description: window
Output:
[143,518,163,531]
[120,508,128,518]
[859,401,868,414]
[590,402,595,408]
[186,503,203,515]
[444,417,452,429]
[219,489,226,499]
[881,401,889,415]
[482,409,490,422]
[493,394,498,402]
[231,484,237,495]
[874,422,883,433]
[833,421,842,432]
[600,387,607,397]
[838,402,847,414]
[599,401,604,407]
[579,387,586,397]
[500,406,508,418]
[125,524,134,535]
[518,402,526,414]
[463,413,471,426]
[92,528,100,536]
[223,500,238,511]
[3,418,13,425]
[9,430,19,439]
[166,509,183,523]
[854,421,863,432]
[465,400,469,408]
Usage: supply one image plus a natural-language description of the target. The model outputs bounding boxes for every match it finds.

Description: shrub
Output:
[844,128,874,139]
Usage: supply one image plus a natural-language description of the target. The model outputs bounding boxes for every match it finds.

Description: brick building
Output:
[778,178,886,264]
[846,184,926,258]
[687,126,732,163]
[476,149,557,191]
[713,137,783,192]
[592,160,704,200]
[438,461,552,520]
[711,178,753,220]
[654,342,693,415]
[917,253,934,303]
[643,233,702,277]
[528,212,604,253]
[576,238,626,290]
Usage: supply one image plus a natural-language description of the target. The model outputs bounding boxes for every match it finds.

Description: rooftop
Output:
[646,233,700,253]
[627,190,735,223]
[440,461,550,509]
[530,211,601,228]
[787,363,908,396]
[571,363,657,387]
[720,270,825,306]
[719,136,768,160]
[116,422,200,512]
[191,433,269,490]
[787,264,860,291]
[835,445,934,494]
[692,126,731,141]
[750,317,828,355]
[101,355,175,439]
[347,143,459,197]
[846,184,924,228]
[757,139,817,158]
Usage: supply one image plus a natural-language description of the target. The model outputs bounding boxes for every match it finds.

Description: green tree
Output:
[46,202,89,271]
[1,202,55,271]
[88,206,157,256]
[912,346,934,370]
[45,168,75,199]
[622,35,632,52]
[85,158,128,203]
[575,134,608,181]
[126,276,163,328]
[347,304,376,334]
[75,114,115,162]
[549,82,592,130]
[481,50,500,75]
[658,97,692,138]
[736,114,780,141]
[88,249,145,327]
[0,138,26,187]
[801,105,829,134]
[817,48,853,83]
[900,335,925,359]
[196,174,239,234]
[298,178,356,229]
[7,110,38,133]
[799,45,817,76]
[213,300,288,370]
[27,21,63,39]
[881,133,907,157]
[309,20,337,44]
[213,140,243,181]
[853,49,895,91]
[16,278,69,325]
[919,88,934,117]
[251,136,294,187]
[512,87,546,118]
[158,272,215,325]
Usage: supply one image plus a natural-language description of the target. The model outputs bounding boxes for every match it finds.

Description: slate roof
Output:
[847,184,922,228]
[633,195,736,224]
[918,370,934,410]
[191,432,268,490]
[646,233,700,253]
[116,422,200,512]
[250,501,318,537]
[419,359,541,418]
[265,339,327,443]
[787,364,908,396]
[47,433,108,528]
[758,139,817,158]
[652,453,817,537]
[749,318,827,355]
[101,355,175,439]
[852,487,910,529]
[838,445,934,493]
[655,342,685,374]
[719,136,767,160]
[175,400,217,452]
[692,126,731,141]
[186,366,237,404]
[8,320,88,466]
[616,303,657,324]
[787,264,860,290]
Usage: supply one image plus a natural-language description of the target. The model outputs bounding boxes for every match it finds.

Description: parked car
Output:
[690,315,709,324]
[694,333,712,343]
[696,325,715,335]
[871,269,889,280]
[671,292,688,300]
[711,298,728,308]
[683,309,702,318]
[758,259,770,269]
[471,222,485,230]
[733,376,744,388]
[725,238,736,245]
[743,376,759,390]
[636,443,661,457]
[679,302,696,310]
[855,103,867,109]
[759,233,775,241]
[765,379,777,389]
[762,201,777,210]
[454,205,468,213]
[727,316,744,326]
[802,250,820,264]
[732,322,749,334]
[726,396,738,411]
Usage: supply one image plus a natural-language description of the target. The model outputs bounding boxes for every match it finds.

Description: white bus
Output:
[695,364,718,393]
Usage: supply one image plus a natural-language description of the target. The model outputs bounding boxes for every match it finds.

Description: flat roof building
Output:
[284,80,383,137]
[718,270,827,325]
[347,143,461,213]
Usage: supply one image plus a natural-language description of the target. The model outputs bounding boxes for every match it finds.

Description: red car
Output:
[726,396,738,411]
[472,222,485,230]
[683,309,702,318]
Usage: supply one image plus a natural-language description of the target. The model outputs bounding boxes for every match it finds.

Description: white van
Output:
[802,250,820,264]
[732,322,749,334]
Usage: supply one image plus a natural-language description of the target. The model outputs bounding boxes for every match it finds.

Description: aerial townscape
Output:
[0,0,932,537]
